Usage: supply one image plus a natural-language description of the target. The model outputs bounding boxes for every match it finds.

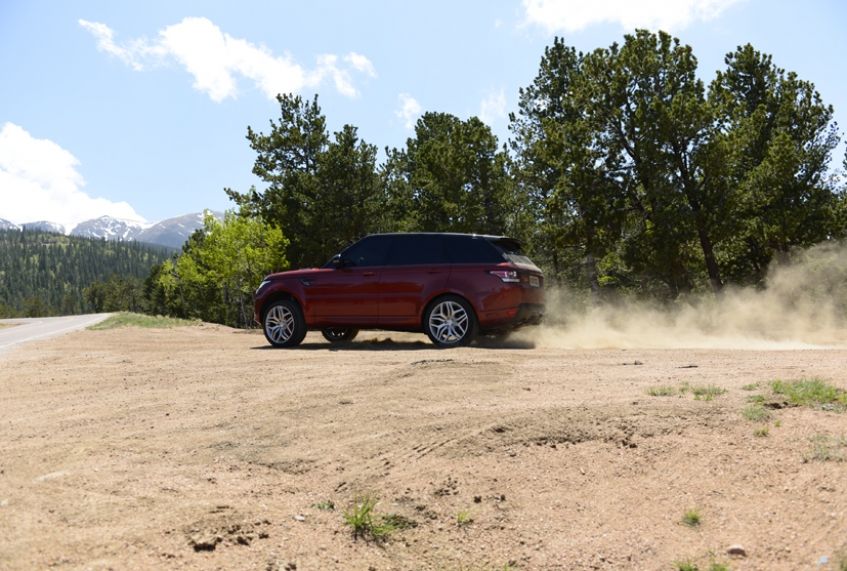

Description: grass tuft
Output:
[803,434,847,462]
[753,426,769,438]
[457,509,474,527]
[770,378,847,410]
[681,508,701,527]
[646,385,678,397]
[343,495,405,542]
[690,385,727,401]
[313,500,335,511]
[741,383,759,391]
[674,561,730,571]
[741,404,771,422]
[88,312,197,330]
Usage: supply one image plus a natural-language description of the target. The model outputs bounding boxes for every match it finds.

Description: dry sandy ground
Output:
[0,324,845,571]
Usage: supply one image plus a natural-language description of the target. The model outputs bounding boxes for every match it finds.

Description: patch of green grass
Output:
[770,378,847,410]
[343,496,402,542]
[753,426,769,437]
[681,508,702,527]
[745,394,766,404]
[741,383,759,391]
[834,547,847,571]
[691,385,727,401]
[742,404,771,422]
[457,509,474,527]
[313,500,335,511]
[803,434,847,463]
[647,385,678,397]
[674,561,730,571]
[88,312,197,330]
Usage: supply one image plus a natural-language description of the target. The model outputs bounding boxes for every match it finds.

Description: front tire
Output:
[424,295,477,347]
[321,328,359,343]
[263,300,307,348]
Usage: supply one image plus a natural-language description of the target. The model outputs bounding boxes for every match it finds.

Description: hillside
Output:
[0,229,172,317]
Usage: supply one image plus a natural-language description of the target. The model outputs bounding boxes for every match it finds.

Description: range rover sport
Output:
[253,232,544,347]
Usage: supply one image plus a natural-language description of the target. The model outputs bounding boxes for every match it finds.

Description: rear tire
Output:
[263,300,307,348]
[321,328,359,343]
[424,295,477,347]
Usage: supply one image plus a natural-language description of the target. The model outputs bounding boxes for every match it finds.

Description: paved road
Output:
[0,314,112,356]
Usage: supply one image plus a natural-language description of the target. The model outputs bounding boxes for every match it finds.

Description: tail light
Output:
[489,270,520,283]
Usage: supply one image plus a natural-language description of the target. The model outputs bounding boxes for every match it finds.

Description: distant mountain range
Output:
[0,211,223,249]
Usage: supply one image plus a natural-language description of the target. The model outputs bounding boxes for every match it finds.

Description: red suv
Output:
[253,233,544,347]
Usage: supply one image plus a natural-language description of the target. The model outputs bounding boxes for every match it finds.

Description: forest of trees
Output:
[0,230,171,317]
[4,31,844,327]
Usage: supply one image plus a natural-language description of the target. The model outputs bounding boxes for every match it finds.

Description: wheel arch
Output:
[420,291,478,331]
[259,289,304,324]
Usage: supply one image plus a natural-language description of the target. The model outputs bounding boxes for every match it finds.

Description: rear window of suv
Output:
[489,238,535,266]
[445,235,504,264]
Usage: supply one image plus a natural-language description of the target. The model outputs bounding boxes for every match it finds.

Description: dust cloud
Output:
[517,242,847,350]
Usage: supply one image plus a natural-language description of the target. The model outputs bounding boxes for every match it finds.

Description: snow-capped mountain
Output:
[70,216,144,241]
[135,211,222,249]
[1,211,223,249]
[0,218,19,230]
[21,221,65,233]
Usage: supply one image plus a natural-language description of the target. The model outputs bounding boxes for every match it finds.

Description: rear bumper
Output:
[479,303,544,333]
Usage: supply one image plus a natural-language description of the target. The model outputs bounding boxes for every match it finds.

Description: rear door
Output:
[308,235,392,325]
[378,234,449,327]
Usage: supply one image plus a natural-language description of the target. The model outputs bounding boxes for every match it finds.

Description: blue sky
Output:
[1,0,845,231]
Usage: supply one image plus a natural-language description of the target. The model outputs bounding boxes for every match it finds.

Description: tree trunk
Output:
[584,222,601,304]
[695,217,723,294]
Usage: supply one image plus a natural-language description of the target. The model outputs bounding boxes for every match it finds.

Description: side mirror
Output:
[330,254,345,268]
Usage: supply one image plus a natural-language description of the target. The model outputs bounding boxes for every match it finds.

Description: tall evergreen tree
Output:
[227,94,382,267]
[385,112,511,234]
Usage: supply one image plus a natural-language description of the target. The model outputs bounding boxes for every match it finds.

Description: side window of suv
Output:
[446,235,504,264]
[385,234,448,266]
[341,235,393,267]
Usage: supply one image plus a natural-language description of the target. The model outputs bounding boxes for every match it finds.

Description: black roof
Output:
[366,232,513,241]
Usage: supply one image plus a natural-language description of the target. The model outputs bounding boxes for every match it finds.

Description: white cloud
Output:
[395,93,422,130]
[79,17,375,101]
[479,89,507,126]
[344,52,377,78]
[313,54,356,98]
[0,123,145,232]
[522,0,744,33]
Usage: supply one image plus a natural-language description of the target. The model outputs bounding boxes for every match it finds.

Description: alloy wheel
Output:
[428,300,470,344]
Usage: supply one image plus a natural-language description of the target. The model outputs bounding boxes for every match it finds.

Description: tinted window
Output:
[490,238,535,266]
[385,234,448,266]
[446,236,504,264]
[341,235,392,267]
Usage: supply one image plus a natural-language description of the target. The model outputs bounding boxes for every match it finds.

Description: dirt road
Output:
[0,324,845,570]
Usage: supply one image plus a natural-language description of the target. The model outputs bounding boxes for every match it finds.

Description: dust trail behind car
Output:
[515,241,847,350]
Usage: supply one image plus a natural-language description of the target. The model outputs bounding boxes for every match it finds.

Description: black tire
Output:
[423,295,477,347]
[321,328,359,343]
[262,299,307,348]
